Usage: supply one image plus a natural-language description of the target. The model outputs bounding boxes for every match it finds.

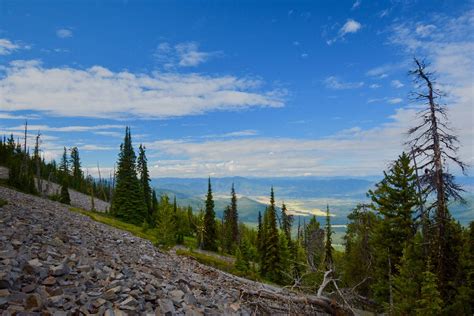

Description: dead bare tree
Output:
[34,132,43,195]
[406,57,468,292]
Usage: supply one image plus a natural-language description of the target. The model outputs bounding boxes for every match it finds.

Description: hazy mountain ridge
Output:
[153,176,474,227]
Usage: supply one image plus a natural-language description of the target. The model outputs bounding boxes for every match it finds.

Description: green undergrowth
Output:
[175,248,262,282]
[69,207,160,245]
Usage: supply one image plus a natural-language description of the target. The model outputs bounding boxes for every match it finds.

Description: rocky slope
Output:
[0,186,346,315]
[0,166,109,212]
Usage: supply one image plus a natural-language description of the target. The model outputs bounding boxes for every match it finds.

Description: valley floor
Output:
[0,186,341,315]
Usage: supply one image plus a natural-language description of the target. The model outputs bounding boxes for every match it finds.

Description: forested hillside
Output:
[1,59,472,315]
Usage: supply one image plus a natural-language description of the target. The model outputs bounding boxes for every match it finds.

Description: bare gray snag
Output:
[406,57,467,289]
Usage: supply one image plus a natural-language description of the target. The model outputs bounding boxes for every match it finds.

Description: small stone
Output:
[77,265,91,272]
[230,302,240,312]
[170,289,184,303]
[120,296,138,307]
[0,289,10,297]
[158,298,176,316]
[42,276,56,286]
[93,298,107,308]
[183,293,197,305]
[25,293,42,311]
[49,294,64,306]
[103,285,121,300]
[0,280,10,290]
[51,263,70,276]
[21,284,36,293]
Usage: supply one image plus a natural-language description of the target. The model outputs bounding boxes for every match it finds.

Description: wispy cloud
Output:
[4,124,124,133]
[391,80,404,88]
[0,112,40,120]
[351,0,361,10]
[154,41,220,68]
[369,83,381,89]
[0,38,29,55]
[324,76,364,90]
[0,61,285,119]
[387,98,403,104]
[327,19,362,45]
[56,28,73,38]
[202,130,259,138]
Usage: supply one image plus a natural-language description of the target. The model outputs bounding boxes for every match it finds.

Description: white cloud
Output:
[415,24,436,38]
[56,28,73,38]
[81,144,114,151]
[366,62,405,78]
[0,38,29,55]
[0,61,284,119]
[388,98,403,104]
[0,112,40,120]
[391,80,404,88]
[4,124,124,133]
[154,41,220,68]
[202,130,258,138]
[324,76,364,89]
[301,53,308,58]
[327,19,362,45]
[369,83,381,89]
[341,19,362,34]
[352,0,361,10]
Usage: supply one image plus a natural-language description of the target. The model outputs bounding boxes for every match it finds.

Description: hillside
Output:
[0,186,347,315]
[0,166,109,212]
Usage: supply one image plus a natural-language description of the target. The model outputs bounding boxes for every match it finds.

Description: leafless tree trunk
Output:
[407,57,467,292]
[34,132,43,195]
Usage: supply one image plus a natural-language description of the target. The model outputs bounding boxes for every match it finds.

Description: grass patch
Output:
[69,207,160,245]
[176,248,262,282]
[176,248,235,272]
[0,198,7,208]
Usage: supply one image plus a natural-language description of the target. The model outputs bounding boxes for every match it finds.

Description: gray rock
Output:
[51,263,70,276]
[158,298,176,316]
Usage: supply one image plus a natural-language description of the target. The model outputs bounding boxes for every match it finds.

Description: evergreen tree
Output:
[369,152,419,304]
[260,187,280,282]
[137,144,153,223]
[223,183,240,253]
[70,147,82,190]
[416,260,443,316]
[156,195,176,246]
[59,147,69,180]
[304,215,324,271]
[393,233,424,315]
[343,204,379,297]
[278,231,292,284]
[235,238,252,273]
[257,211,263,256]
[110,127,147,225]
[281,203,293,242]
[324,205,334,270]
[292,238,308,282]
[60,179,71,205]
[202,177,217,251]
[222,205,233,253]
[230,183,239,243]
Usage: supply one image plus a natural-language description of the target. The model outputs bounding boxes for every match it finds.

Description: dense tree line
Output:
[0,127,112,203]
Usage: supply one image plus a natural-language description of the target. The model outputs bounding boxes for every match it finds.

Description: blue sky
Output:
[0,0,472,178]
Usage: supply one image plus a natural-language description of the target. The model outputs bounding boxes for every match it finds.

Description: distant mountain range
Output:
[152,176,474,227]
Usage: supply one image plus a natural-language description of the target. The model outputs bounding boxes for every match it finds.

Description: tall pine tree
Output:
[369,152,419,304]
[110,127,147,225]
[324,205,334,270]
[137,144,153,224]
[202,177,217,251]
[260,187,280,282]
